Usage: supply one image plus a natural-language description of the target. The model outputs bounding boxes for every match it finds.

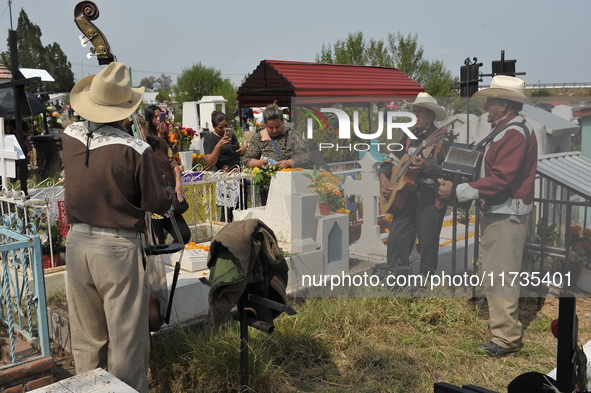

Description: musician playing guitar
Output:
[378,92,451,275]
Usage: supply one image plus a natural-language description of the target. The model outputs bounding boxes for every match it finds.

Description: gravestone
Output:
[342,153,387,257]
[233,170,349,293]
[0,121,23,188]
[196,96,226,130]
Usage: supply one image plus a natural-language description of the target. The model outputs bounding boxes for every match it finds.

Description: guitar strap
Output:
[433,137,447,210]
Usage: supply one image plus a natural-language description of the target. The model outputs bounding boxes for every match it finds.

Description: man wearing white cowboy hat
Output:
[379,92,451,275]
[439,75,538,357]
[62,62,173,392]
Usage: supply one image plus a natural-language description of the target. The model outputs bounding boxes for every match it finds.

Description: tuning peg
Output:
[86,47,96,59]
[79,34,90,48]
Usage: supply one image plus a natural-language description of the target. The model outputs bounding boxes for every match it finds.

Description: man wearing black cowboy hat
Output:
[62,62,173,392]
[439,75,538,357]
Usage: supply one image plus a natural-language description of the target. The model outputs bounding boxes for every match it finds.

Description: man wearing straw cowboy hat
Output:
[379,92,451,275]
[439,75,538,357]
[62,62,173,392]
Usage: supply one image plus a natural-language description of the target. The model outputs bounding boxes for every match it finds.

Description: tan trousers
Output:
[480,212,530,351]
[66,231,149,393]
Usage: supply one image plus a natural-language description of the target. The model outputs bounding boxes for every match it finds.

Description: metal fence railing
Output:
[0,213,50,368]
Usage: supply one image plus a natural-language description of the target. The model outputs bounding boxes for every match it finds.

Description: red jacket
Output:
[456,114,537,215]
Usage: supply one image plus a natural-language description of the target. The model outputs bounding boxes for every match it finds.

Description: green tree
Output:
[141,74,173,93]
[173,62,237,120]
[316,31,452,96]
[1,9,74,93]
[139,76,157,90]
[44,43,75,93]
[387,32,453,97]
[155,90,171,104]
[316,31,391,67]
[155,74,173,93]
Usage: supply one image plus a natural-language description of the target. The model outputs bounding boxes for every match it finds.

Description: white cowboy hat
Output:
[70,62,145,123]
[407,92,447,121]
[472,75,532,105]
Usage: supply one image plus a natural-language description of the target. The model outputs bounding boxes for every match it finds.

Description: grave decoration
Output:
[572,225,591,292]
[166,118,197,153]
[302,166,343,215]
[248,165,280,205]
[39,219,64,268]
[192,152,207,171]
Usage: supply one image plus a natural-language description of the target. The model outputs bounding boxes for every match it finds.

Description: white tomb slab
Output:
[29,368,137,392]
[161,262,210,327]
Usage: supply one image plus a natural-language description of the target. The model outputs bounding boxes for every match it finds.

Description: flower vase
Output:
[259,188,268,206]
[318,202,331,216]
[577,266,591,293]
[178,150,194,171]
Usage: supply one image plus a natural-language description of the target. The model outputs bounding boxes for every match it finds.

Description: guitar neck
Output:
[399,140,425,171]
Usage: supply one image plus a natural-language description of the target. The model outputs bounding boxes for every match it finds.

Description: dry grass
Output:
[148,293,591,393]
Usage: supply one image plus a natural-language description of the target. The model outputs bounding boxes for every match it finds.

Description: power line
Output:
[73,61,245,79]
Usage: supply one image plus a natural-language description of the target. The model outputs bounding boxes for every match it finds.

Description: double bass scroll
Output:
[74,1,116,65]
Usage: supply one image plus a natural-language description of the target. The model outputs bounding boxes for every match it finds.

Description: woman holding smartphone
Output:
[203,111,247,222]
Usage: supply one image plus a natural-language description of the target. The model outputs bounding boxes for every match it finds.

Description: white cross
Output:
[342,153,387,256]
[0,119,20,190]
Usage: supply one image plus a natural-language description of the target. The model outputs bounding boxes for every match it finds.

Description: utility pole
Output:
[459,57,482,143]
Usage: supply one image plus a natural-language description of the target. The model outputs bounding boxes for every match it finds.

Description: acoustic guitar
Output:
[379,127,448,216]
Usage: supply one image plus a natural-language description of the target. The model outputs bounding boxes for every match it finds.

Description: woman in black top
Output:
[203,111,246,222]
[144,105,191,244]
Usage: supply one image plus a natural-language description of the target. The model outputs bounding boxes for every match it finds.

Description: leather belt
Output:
[70,223,140,238]
[416,178,436,185]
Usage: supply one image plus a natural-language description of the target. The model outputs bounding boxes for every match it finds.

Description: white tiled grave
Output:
[29,368,137,392]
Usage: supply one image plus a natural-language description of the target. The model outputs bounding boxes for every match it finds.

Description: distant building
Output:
[0,64,12,81]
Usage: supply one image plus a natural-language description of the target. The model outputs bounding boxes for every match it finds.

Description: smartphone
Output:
[158,111,167,123]
[224,128,234,138]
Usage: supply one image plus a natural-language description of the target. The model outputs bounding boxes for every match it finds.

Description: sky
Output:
[1,0,590,90]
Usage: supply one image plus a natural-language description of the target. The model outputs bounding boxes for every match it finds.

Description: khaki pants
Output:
[66,231,149,393]
[480,212,530,351]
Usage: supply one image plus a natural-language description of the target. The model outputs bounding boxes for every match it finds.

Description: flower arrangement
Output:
[39,219,64,256]
[192,153,208,170]
[302,166,343,206]
[167,121,197,152]
[46,105,66,130]
[250,165,280,191]
[571,225,591,270]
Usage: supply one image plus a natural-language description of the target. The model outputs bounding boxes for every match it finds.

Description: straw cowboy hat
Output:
[70,62,145,123]
[473,75,532,105]
[407,92,447,121]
